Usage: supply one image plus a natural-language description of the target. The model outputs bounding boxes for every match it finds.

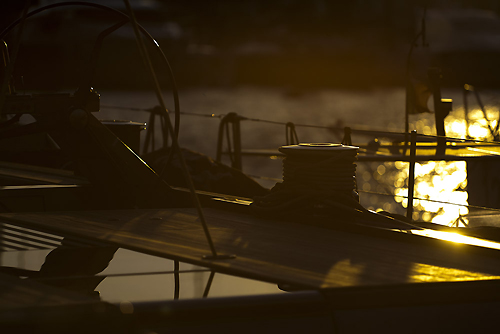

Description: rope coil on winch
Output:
[251,143,362,216]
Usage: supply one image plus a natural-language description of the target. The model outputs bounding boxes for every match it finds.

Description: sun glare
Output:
[412,229,500,251]
[386,105,500,226]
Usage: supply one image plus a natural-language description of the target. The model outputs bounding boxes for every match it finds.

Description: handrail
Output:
[102,104,500,145]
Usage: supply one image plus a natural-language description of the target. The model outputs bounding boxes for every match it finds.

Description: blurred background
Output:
[3,0,500,90]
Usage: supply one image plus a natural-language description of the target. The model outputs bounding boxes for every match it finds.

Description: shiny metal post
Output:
[406,130,417,220]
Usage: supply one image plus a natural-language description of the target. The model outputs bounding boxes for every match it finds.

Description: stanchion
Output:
[406,130,417,220]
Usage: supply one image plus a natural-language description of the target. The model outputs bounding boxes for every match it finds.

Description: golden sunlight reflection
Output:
[446,107,499,141]
[410,263,500,282]
[364,104,500,226]
[321,259,365,288]
[404,106,500,225]
[392,160,468,225]
[411,229,500,251]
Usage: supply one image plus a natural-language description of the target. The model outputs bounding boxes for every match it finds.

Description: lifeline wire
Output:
[102,104,500,145]
[247,169,500,213]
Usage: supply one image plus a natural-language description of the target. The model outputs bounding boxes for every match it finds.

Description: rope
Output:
[473,89,497,139]
[124,0,220,258]
[251,146,362,217]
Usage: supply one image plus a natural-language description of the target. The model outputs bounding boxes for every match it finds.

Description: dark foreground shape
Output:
[143,147,269,198]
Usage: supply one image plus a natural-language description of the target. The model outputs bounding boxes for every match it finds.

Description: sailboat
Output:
[2,2,500,333]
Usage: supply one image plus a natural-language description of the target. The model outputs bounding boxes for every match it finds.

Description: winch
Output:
[251,143,361,217]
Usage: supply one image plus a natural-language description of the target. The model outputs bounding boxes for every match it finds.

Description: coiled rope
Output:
[251,143,362,216]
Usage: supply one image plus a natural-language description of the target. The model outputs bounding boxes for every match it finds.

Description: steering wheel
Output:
[0,1,180,157]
